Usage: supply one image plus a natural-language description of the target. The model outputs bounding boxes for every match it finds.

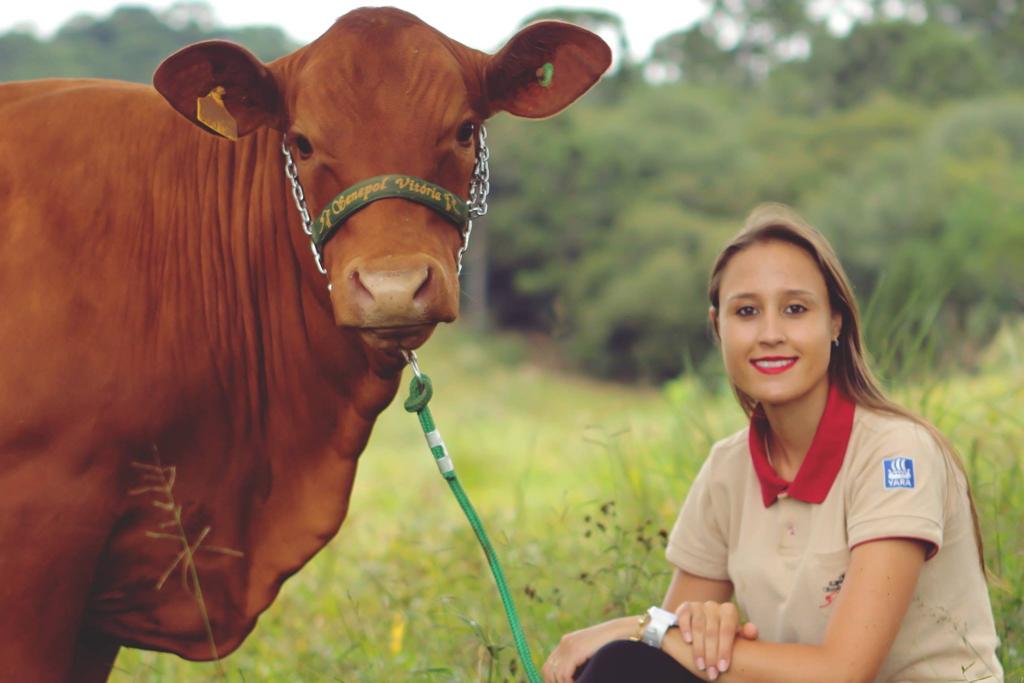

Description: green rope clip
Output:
[536,62,554,88]
[403,374,433,413]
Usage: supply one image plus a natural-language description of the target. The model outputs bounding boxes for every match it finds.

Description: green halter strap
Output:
[311,174,469,252]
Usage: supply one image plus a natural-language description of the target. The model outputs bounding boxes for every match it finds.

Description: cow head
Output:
[153,8,610,359]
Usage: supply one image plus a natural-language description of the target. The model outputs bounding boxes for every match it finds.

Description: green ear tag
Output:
[536,62,554,88]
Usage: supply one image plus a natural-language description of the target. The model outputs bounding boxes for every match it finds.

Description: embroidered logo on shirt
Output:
[883,457,915,489]
[819,572,845,608]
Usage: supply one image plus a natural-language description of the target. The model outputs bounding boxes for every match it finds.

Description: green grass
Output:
[111,324,1023,682]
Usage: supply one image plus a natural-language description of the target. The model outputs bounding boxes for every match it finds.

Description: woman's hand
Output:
[543,616,636,683]
[675,601,758,680]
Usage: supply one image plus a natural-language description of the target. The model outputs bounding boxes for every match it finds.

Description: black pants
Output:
[574,640,703,682]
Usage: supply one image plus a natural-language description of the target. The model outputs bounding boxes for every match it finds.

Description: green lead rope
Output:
[402,352,542,683]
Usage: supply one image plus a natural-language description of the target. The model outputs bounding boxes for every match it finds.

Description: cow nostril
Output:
[350,270,374,301]
[413,267,432,302]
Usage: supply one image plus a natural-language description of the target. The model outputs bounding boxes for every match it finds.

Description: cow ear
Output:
[153,40,282,140]
[485,21,611,119]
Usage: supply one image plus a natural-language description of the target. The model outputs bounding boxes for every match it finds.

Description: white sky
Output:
[0,1,708,60]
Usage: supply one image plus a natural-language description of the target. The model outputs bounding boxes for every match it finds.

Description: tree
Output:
[648,24,744,85]
[0,3,298,83]
[703,0,818,80]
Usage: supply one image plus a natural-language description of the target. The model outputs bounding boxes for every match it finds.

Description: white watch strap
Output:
[640,606,678,649]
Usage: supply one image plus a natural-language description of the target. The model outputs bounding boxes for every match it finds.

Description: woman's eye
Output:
[736,306,756,317]
[293,134,314,158]
[456,121,476,145]
[785,303,808,314]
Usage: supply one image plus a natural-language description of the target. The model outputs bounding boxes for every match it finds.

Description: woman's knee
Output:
[574,639,702,682]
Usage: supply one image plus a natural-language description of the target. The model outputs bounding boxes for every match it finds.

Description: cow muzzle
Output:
[332,255,458,349]
[308,173,468,340]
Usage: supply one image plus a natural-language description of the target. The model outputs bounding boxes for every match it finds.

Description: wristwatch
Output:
[630,606,678,649]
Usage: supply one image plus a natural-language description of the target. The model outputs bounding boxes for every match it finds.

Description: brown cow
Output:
[0,8,609,681]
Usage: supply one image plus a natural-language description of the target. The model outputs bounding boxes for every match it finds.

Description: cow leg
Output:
[0,443,119,682]
[70,629,120,683]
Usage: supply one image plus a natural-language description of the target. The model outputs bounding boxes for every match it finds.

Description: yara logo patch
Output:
[883,457,915,489]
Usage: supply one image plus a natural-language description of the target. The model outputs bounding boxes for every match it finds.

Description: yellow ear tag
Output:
[196,86,238,140]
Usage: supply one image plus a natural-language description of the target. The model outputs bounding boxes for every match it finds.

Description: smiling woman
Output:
[542,203,1003,683]
[712,238,841,472]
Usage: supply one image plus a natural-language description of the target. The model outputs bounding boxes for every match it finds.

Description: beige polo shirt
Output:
[666,385,1003,682]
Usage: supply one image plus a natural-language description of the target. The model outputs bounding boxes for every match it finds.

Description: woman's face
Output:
[714,239,841,410]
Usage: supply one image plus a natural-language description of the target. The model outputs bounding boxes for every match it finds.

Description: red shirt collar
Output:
[748,383,856,507]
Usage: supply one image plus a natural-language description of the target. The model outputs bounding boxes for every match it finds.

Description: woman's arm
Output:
[542,616,640,683]
[664,568,758,678]
[662,568,734,610]
[661,538,927,683]
[542,569,733,683]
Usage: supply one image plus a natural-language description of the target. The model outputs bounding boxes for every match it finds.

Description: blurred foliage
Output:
[487,0,1024,382]
[0,2,296,82]
[2,0,1022,382]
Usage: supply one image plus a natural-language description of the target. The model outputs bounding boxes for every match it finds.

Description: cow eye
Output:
[456,121,476,145]
[293,134,314,159]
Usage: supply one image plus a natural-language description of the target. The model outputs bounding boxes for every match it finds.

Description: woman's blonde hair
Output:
[707,203,984,568]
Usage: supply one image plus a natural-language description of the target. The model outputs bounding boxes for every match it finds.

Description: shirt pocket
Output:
[810,548,850,610]
[779,548,851,643]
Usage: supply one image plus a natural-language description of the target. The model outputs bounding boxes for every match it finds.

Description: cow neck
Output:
[105,117,390,653]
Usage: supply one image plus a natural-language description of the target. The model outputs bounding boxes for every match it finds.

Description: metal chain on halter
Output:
[281,141,327,275]
[281,127,490,279]
[460,125,491,275]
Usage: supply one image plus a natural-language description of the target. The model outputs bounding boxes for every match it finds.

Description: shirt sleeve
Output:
[845,419,948,559]
[665,445,731,580]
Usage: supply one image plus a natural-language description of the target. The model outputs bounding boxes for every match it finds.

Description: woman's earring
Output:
[832,338,839,348]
